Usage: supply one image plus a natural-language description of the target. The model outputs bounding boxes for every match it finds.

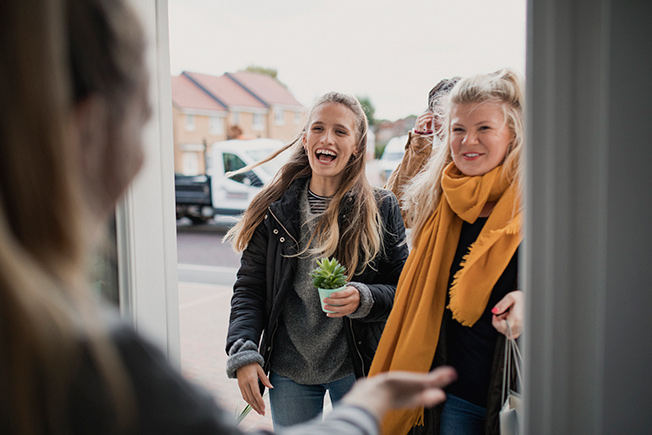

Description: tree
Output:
[242,65,287,88]
[243,65,278,80]
[357,95,376,127]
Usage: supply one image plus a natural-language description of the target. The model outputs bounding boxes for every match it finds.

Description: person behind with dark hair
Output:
[385,77,460,225]
[371,69,525,435]
[224,91,410,429]
[0,0,455,433]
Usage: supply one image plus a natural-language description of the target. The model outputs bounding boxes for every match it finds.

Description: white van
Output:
[175,138,290,222]
[208,138,290,214]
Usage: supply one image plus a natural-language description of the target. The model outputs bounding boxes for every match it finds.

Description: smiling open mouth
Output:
[316,149,337,163]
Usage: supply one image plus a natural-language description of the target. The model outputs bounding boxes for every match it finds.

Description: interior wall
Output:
[602,0,652,432]
[526,0,652,432]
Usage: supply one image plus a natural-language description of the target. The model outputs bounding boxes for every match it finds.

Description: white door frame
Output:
[116,0,180,366]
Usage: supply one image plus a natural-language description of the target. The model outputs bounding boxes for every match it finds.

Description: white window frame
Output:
[252,112,264,131]
[209,115,224,135]
[274,108,285,125]
[182,152,200,175]
[185,113,195,131]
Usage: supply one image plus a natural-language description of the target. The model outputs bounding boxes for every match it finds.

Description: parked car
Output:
[175,138,290,223]
[379,135,408,182]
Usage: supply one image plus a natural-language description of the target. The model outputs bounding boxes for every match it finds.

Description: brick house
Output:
[171,71,306,175]
[171,74,227,175]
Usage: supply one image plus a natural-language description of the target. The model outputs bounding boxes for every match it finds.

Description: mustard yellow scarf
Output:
[368,163,522,435]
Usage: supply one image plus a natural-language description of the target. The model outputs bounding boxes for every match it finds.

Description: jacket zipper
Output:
[264,320,279,372]
[349,318,366,377]
[265,207,295,374]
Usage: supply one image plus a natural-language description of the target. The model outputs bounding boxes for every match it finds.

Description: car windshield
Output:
[382,151,405,161]
[245,148,290,178]
[382,135,408,161]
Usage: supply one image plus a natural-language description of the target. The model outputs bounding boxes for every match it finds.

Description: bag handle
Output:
[501,319,524,404]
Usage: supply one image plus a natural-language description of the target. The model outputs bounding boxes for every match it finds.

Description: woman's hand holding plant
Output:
[323,286,361,317]
[311,257,360,317]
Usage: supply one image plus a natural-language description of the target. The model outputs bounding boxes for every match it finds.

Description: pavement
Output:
[178,280,273,431]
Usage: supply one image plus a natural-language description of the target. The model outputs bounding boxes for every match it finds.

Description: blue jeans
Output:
[268,371,356,429]
[440,393,487,435]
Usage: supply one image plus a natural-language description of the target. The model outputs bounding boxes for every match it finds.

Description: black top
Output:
[64,314,379,434]
[444,217,518,408]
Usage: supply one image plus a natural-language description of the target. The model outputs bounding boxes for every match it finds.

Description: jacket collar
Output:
[267,177,358,239]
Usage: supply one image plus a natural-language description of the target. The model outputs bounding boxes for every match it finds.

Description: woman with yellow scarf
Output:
[369,69,525,435]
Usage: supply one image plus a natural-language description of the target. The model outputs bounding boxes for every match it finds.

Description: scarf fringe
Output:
[449,207,522,326]
[448,179,523,327]
[412,408,425,427]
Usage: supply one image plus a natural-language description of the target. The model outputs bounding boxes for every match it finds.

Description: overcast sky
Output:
[167,0,526,121]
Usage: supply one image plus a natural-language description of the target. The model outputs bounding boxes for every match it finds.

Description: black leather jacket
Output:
[226,178,408,379]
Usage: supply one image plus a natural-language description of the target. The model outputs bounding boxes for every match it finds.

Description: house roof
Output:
[170,74,226,112]
[183,71,267,110]
[226,71,303,108]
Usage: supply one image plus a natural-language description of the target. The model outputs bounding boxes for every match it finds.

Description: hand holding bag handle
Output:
[500,319,523,435]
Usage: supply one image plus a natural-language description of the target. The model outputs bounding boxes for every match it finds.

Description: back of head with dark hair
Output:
[428,77,461,112]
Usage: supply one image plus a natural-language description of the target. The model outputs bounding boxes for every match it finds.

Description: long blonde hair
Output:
[0,0,145,432]
[403,68,525,240]
[225,92,383,275]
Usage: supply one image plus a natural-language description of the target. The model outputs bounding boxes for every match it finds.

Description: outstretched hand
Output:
[341,367,457,421]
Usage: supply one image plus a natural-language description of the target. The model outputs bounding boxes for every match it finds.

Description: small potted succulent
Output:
[310,257,348,313]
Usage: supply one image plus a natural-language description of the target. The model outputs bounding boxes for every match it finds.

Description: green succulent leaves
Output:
[310,257,348,289]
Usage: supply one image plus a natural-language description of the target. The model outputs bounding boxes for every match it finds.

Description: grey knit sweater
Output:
[269,187,352,384]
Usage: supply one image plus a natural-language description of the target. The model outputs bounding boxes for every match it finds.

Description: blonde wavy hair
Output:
[225,92,383,276]
[0,0,145,432]
[403,68,525,240]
